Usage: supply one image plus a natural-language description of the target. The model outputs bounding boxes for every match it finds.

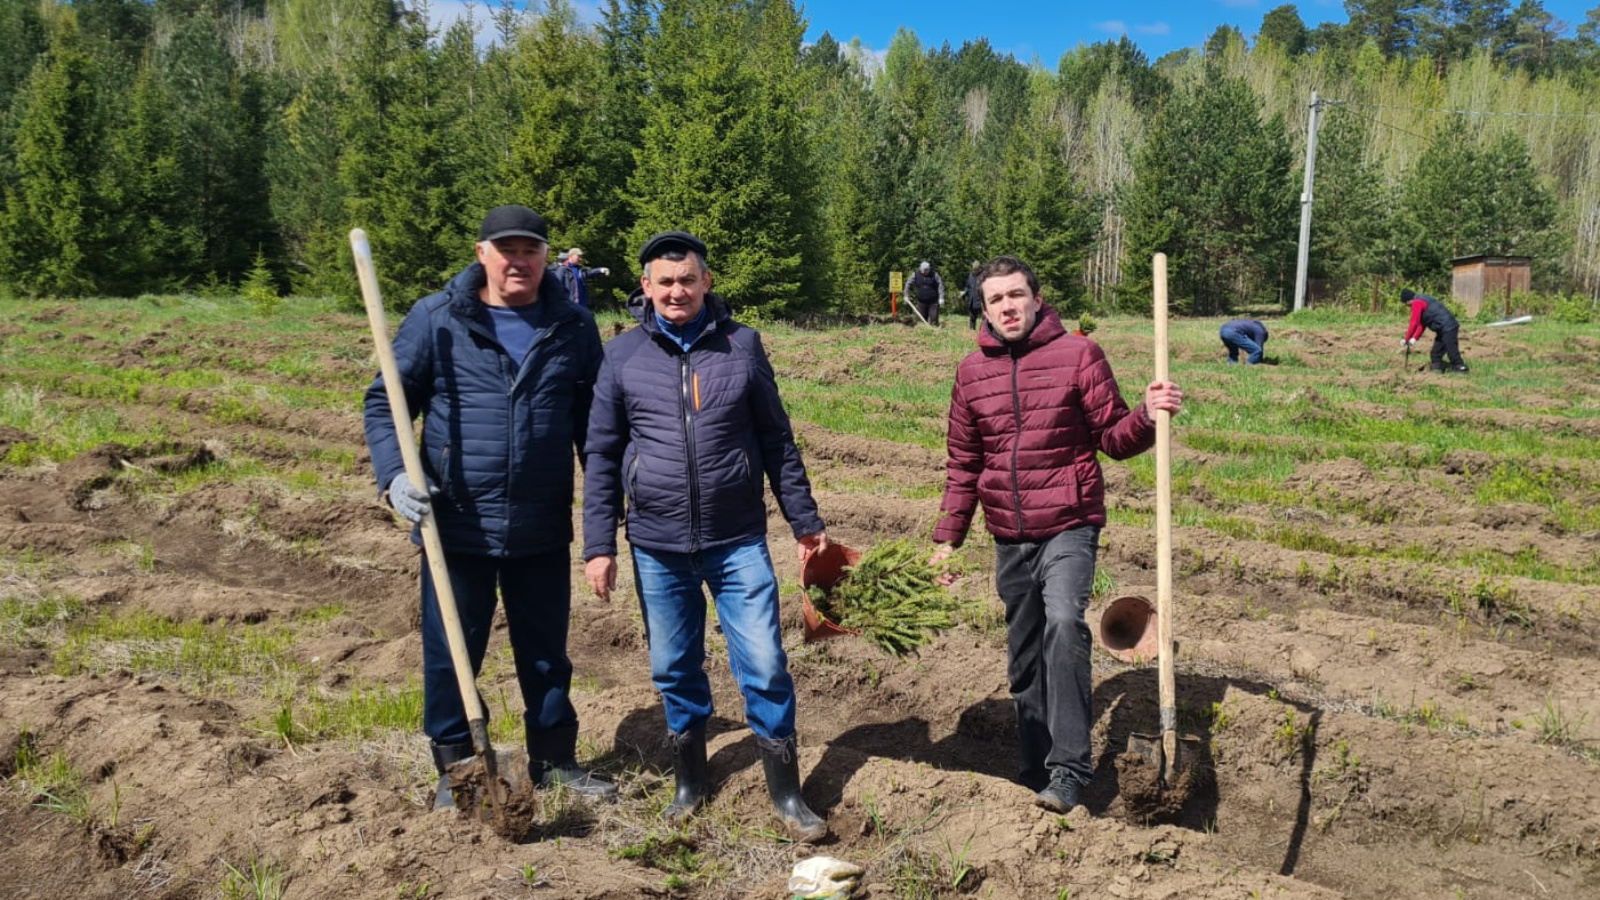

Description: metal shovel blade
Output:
[443,746,531,819]
[1118,730,1204,823]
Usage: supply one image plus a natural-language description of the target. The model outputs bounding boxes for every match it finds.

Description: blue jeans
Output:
[632,538,796,740]
[421,550,577,746]
[1219,327,1264,364]
[994,526,1100,790]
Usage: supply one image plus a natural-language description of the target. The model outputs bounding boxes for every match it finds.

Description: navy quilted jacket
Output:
[363,263,602,557]
[581,292,823,559]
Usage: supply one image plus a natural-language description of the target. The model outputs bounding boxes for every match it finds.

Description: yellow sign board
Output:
[889,271,904,294]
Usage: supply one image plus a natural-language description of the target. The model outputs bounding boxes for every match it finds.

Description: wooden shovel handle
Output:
[1152,254,1178,769]
[350,229,490,741]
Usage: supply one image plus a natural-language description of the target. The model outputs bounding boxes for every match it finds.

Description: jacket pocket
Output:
[740,448,760,497]
[436,443,455,505]
[626,451,643,511]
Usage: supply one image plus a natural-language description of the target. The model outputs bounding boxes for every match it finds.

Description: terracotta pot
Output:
[797,542,861,642]
[1098,594,1160,664]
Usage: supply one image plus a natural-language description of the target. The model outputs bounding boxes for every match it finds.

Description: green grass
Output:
[9,730,93,824]
[778,376,951,450]
[55,610,305,691]
[220,855,289,900]
[265,680,425,744]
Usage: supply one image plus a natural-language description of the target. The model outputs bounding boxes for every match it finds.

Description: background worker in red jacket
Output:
[1401,288,1469,373]
[930,255,1183,815]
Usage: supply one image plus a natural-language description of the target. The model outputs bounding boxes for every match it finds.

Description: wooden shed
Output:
[1450,255,1531,316]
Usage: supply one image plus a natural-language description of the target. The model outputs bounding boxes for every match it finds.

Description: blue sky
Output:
[427,1,1599,65]
[794,0,1599,66]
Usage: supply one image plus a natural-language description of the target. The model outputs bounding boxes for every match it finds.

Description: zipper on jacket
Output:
[1009,351,1023,536]
[680,352,700,552]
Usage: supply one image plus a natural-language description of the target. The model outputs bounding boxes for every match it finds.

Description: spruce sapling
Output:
[805,538,957,655]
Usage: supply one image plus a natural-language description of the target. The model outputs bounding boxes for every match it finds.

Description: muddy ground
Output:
[1,305,1597,899]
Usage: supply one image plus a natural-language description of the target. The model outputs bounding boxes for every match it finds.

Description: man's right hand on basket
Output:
[586,555,617,602]
[387,473,435,524]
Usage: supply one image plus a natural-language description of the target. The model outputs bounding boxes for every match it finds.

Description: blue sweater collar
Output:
[653,305,709,351]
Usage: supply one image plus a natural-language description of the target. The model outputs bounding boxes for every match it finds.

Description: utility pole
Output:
[1292,90,1322,312]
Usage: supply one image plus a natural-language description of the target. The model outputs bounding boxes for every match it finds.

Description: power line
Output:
[1341,101,1600,121]
[1331,103,1436,143]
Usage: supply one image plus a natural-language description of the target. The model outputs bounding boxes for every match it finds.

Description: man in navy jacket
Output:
[1219,318,1269,365]
[582,231,829,840]
[555,246,609,308]
[364,205,613,809]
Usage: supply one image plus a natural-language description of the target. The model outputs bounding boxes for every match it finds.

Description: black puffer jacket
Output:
[582,292,823,558]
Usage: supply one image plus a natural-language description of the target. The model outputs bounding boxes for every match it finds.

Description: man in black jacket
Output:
[906,260,944,326]
[963,260,983,329]
[1401,288,1468,372]
[363,205,614,809]
[582,231,829,841]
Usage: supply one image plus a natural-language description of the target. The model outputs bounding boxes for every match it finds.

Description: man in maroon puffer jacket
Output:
[930,255,1183,815]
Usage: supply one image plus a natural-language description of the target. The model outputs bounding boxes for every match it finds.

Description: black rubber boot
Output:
[757,735,826,842]
[430,740,475,812]
[663,726,709,824]
[527,722,617,799]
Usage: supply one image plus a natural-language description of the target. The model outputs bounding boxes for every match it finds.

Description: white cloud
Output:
[423,0,491,40]
[421,0,604,47]
[1095,20,1169,38]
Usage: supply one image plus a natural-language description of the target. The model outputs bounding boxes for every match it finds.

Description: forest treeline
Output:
[1,0,1598,316]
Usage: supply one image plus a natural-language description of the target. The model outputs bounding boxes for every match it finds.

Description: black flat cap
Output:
[638,231,708,265]
[479,205,549,243]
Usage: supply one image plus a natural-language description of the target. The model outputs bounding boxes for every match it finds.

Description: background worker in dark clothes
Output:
[1219,318,1269,365]
[555,246,609,309]
[906,260,944,325]
[1401,288,1469,373]
[963,260,983,329]
[363,205,614,809]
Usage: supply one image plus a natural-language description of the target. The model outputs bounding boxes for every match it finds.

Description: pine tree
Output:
[628,0,821,315]
[495,0,611,266]
[155,10,275,283]
[1258,5,1309,55]
[104,63,201,291]
[1309,110,1394,287]
[1399,123,1560,283]
[340,6,478,306]
[806,35,888,313]
[0,20,115,296]
[991,74,1098,315]
[1119,72,1295,314]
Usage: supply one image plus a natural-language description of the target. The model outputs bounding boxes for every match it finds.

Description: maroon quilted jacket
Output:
[933,305,1154,546]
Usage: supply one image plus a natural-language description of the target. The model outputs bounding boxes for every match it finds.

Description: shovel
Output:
[350,229,525,814]
[1119,253,1201,818]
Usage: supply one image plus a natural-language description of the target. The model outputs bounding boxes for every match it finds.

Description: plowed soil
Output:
[1,304,1596,899]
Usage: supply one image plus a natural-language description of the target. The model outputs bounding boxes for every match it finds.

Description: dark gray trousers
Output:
[994,525,1100,791]
[1431,326,1465,367]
